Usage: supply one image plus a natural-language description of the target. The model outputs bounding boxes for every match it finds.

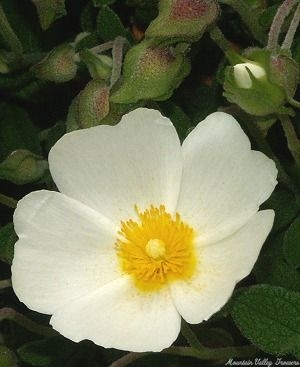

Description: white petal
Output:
[12,190,120,314]
[177,112,277,244]
[49,108,182,224]
[50,277,181,352]
[170,210,274,324]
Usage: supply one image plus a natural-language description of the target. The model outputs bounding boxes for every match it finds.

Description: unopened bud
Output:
[78,80,110,128]
[233,62,266,89]
[32,44,77,83]
[110,40,190,103]
[0,150,48,185]
[146,0,219,42]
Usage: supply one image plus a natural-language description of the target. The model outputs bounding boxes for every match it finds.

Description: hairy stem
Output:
[181,321,204,350]
[0,307,57,337]
[0,279,11,289]
[109,344,258,367]
[282,3,300,50]
[209,26,241,64]
[267,0,297,51]
[110,37,127,88]
[279,114,300,169]
[0,193,17,209]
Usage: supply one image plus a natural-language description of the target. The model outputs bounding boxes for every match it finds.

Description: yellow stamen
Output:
[116,205,197,292]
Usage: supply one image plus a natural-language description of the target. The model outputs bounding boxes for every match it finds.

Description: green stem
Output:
[0,307,57,337]
[163,345,258,360]
[282,3,300,50]
[109,352,150,367]
[218,0,266,44]
[0,193,17,209]
[109,344,258,367]
[241,114,297,192]
[209,26,241,64]
[267,0,297,51]
[181,321,204,350]
[0,279,11,289]
[279,114,300,169]
[0,5,23,54]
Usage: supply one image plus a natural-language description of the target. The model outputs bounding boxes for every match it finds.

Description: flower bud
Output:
[146,0,219,42]
[233,62,266,89]
[110,40,190,103]
[78,80,110,128]
[223,48,294,116]
[32,44,77,83]
[269,54,299,100]
[0,150,48,185]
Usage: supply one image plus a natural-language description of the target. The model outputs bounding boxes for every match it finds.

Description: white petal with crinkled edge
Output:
[12,190,121,314]
[177,112,277,244]
[49,108,182,224]
[170,210,274,324]
[50,276,181,352]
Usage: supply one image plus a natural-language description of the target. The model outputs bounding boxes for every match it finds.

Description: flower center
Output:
[145,239,166,259]
[116,205,197,292]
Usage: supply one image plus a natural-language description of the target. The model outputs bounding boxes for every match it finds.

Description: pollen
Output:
[116,205,197,292]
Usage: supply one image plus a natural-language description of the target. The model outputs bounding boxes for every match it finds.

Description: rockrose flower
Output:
[11,108,277,352]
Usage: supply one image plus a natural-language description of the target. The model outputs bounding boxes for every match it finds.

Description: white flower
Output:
[233,62,266,89]
[11,108,277,352]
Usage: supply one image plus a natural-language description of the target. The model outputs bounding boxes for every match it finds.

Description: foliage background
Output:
[1,0,300,366]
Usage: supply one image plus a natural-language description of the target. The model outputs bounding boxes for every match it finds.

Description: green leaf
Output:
[39,121,66,153]
[96,6,129,41]
[283,218,300,268]
[1,0,42,53]
[0,5,23,53]
[0,149,48,185]
[18,337,76,367]
[261,189,299,232]
[31,0,66,30]
[0,103,41,161]
[159,101,192,141]
[0,223,17,264]
[254,233,300,291]
[232,284,300,358]
[0,346,18,367]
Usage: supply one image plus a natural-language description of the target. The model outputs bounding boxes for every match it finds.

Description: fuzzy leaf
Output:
[283,218,300,268]
[0,103,41,161]
[232,285,300,358]
[31,0,66,30]
[96,6,129,41]
[261,189,298,232]
[0,223,17,264]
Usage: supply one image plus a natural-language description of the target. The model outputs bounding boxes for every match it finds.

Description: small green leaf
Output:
[283,218,300,268]
[31,0,66,30]
[18,337,76,367]
[0,103,41,161]
[39,121,66,153]
[232,285,300,358]
[96,6,129,41]
[0,223,17,264]
[0,149,48,185]
[0,346,18,367]
[254,233,300,291]
[261,189,298,231]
